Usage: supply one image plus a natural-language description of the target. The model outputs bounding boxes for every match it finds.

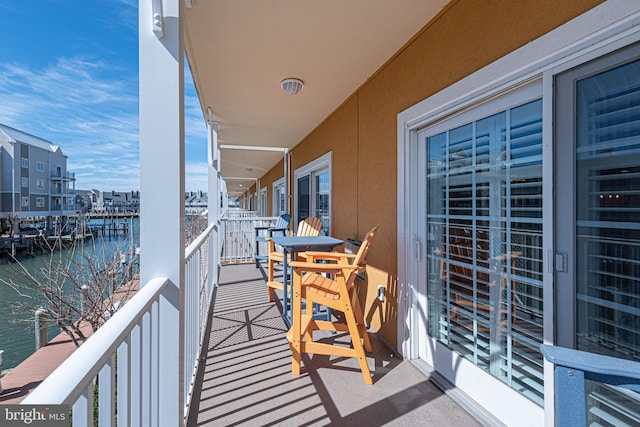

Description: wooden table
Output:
[270,235,343,325]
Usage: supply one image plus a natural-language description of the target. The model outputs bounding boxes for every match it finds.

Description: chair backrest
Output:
[443,226,490,287]
[269,214,291,237]
[346,226,379,285]
[296,217,323,237]
[274,214,291,229]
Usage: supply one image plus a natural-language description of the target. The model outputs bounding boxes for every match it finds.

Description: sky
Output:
[0,0,209,192]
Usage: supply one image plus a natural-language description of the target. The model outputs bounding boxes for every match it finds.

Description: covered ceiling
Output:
[184,0,449,197]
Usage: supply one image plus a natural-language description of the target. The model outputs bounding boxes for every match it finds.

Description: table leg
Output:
[291,266,302,375]
[282,248,290,325]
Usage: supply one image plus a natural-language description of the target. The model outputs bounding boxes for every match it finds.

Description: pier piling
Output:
[34,308,49,350]
[0,349,4,393]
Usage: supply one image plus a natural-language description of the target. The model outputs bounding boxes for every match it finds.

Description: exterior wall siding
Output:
[256,0,604,345]
[0,126,74,216]
[0,146,13,193]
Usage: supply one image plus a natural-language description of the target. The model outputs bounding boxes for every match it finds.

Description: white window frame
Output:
[21,197,29,208]
[36,179,45,189]
[36,197,45,208]
[294,151,332,232]
[36,161,45,172]
[398,4,640,427]
[21,157,28,168]
[21,177,29,188]
[272,177,286,216]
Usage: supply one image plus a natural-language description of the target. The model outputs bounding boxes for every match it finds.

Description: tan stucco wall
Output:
[257,0,604,346]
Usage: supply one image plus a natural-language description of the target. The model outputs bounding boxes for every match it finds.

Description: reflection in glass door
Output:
[297,175,310,220]
[273,180,287,216]
[555,46,640,425]
[315,170,329,233]
[421,98,545,405]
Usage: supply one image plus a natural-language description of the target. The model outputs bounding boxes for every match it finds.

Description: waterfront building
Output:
[89,189,140,213]
[185,191,207,215]
[0,124,76,226]
[74,189,93,213]
[21,2,640,426]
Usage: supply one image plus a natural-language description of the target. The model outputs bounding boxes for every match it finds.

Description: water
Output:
[0,217,139,369]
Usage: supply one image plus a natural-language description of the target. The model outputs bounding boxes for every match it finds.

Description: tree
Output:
[185,213,208,245]
[1,236,138,347]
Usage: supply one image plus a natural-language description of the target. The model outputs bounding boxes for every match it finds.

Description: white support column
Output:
[207,114,219,289]
[207,115,219,225]
[139,0,184,424]
[284,148,290,214]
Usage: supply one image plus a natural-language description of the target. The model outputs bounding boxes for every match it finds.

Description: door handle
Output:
[413,235,422,262]
[555,252,568,273]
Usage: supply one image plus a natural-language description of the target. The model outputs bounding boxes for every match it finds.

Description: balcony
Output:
[187,262,484,426]
[50,188,75,196]
[50,171,76,181]
[15,2,640,425]
[17,214,640,426]
[19,221,481,426]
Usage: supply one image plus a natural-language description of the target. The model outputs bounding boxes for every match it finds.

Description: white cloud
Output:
[0,56,140,191]
[1,50,209,194]
[185,161,209,193]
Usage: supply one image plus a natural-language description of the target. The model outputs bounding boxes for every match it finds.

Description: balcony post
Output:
[139,0,184,424]
[207,113,219,290]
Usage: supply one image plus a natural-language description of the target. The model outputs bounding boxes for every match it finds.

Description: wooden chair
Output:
[286,226,378,384]
[439,227,520,333]
[266,217,323,302]
[254,213,291,267]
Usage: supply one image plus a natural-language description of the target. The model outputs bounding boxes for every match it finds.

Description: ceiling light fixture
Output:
[281,78,304,95]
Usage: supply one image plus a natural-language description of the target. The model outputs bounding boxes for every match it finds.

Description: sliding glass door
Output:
[295,153,331,235]
[419,91,545,405]
[555,44,640,425]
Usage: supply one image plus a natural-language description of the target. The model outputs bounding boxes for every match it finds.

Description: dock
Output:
[0,280,139,403]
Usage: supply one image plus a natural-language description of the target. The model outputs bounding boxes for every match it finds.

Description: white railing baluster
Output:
[73,384,93,426]
[130,323,141,426]
[141,311,151,426]
[150,302,159,427]
[158,274,181,426]
[98,355,115,426]
[117,337,130,427]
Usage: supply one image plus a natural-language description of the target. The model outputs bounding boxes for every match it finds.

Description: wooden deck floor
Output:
[186,263,482,427]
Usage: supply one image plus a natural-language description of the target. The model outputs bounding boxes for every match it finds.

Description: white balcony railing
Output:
[22,223,218,426]
[220,216,278,263]
[223,208,258,219]
[184,222,216,407]
[50,171,76,180]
